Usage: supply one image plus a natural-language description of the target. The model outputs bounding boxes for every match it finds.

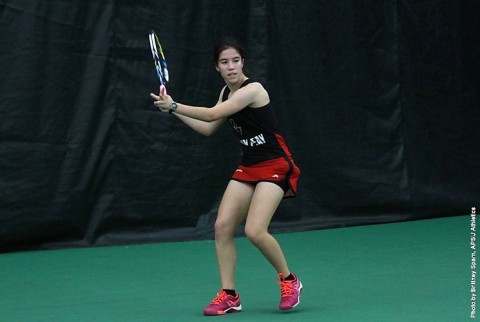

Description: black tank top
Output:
[222,79,293,165]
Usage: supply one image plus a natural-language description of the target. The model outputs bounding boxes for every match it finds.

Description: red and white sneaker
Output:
[278,273,303,311]
[203,291,242,316]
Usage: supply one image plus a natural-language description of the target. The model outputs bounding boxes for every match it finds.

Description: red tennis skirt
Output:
[231,157,301,198]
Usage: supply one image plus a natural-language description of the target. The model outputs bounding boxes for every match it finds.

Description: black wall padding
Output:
[0,0,479,251]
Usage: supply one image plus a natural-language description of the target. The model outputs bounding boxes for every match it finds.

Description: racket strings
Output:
[149,31,169,86]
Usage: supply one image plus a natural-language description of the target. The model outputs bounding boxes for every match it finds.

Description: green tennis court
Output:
[0,215,471,321]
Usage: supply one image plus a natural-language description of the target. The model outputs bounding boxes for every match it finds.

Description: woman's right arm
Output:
[170,87,227,137]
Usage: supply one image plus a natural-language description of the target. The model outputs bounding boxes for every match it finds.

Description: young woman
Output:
[150,37,302,316]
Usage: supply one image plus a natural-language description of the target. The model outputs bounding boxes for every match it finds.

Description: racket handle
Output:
[160,85,167,96]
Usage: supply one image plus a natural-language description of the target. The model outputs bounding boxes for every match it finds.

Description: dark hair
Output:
[213,37,246,66]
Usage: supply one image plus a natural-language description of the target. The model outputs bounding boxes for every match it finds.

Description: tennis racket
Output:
[148,30,169,95]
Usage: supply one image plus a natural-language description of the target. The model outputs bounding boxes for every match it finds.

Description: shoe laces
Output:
[211,291,229,304]
[279,279,294,297]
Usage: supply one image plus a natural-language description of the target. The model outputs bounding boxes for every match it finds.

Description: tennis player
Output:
[150,37,302,316]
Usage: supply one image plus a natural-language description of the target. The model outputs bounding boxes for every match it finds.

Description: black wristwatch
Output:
[169,102,177,114]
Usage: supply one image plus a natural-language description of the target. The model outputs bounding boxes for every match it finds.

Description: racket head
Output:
[149,30,169,90]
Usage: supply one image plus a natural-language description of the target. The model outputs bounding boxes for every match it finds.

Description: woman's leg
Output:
[214,180,254,290]
[244,182,290,275]
[244,182,302,311]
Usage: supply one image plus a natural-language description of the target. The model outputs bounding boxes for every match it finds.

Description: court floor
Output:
[0,215,472,321]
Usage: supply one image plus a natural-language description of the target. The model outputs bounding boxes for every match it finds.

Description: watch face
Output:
[171,102,177,111]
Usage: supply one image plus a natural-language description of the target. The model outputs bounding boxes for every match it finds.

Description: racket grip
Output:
[160,85,167,96]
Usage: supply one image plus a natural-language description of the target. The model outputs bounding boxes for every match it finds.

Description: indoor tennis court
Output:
[1,1,478,322]
[0,216,471,321]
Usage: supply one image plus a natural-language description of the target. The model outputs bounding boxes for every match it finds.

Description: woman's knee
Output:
[214,218,236,239]
[244,225,268,246]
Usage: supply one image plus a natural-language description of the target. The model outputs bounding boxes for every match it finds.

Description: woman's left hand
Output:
[150,90,173,113]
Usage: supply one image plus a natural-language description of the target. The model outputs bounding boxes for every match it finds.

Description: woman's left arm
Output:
[150,82,265,122]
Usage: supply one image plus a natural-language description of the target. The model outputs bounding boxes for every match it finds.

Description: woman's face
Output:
[216,47,244,84]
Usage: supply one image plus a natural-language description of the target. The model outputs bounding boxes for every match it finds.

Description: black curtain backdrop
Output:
[0,0,479,252]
